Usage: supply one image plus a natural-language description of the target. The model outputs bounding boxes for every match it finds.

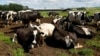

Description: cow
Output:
[94,12,100,21]
[96,21,100,31]
[53,24,83,48]
[68,11,89,25]
[34,23,83,48]
[17,10,43,27]
[12,27,42,52]
[63,21,95,38]
[52,15,70,30]
[0,11,2,19]
[48,11,59,17]
[0,11,8,26]
[0,11,17,27]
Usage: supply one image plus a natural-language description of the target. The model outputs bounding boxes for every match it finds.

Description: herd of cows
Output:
[0,10,100,52]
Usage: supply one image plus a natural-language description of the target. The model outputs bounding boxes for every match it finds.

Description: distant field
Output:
[86,7,100,16]
[39,11,68,17]
[40,7,100,17]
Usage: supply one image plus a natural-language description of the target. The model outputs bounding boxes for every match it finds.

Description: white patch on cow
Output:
[6,13,9,20]
[9,14,13,21]
[33,30,38,35]
[81,27,91,35]
[65,36,71,47]
[32,39,37,44]
[53,16,62,24]
[53,18,58,23]
[32,30,38,44]
[38,23,55,37]
[36,18,40,24]
[77,12,82,16]
[29,23,34,28]
[97,21,100,26]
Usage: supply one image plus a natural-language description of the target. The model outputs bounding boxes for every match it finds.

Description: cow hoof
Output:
[74,45,83,48]
[31,45,34,48]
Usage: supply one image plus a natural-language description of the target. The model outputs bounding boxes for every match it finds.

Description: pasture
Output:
[0,7,100,56]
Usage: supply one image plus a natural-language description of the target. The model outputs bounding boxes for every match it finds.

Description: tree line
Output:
[0,3,29,11]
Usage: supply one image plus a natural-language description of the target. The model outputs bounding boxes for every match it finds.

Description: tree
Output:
[0,3,29,11]
[9,3,24,11]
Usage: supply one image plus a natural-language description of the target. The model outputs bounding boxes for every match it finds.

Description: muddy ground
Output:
[0,17,100,56]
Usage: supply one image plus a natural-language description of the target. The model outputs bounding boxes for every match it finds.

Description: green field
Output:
[39,7,100,17]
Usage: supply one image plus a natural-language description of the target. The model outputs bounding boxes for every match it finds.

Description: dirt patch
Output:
[0,41,13,56]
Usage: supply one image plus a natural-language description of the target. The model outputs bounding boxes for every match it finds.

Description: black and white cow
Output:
[0,11,17,27]
[94,12,100,21]
[96,21,100,31]
[68,11,89,25]
[89,12,100,31]
[0,11,2,19]
[12,27,42,52]
[17,10,43,27]
[63,21,95,38]
[35,23,83,48]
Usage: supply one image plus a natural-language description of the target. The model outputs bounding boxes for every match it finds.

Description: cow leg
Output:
[31,44,35,48]
[15,21,18,24]
[38,36,44,47]
[41,37,45,47]
[12,33,17,43]
[16,20,22,24]
[7,21,10,27]
[65,36,72,47]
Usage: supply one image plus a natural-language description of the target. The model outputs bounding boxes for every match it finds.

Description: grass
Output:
[39,11,68,17]
[86,7,100,16]
[12,48,25,56]
[85,35,100,48]
[0,32,25,56]
[95,35,100,40]
[40,11,48,17]
[69,48,94,56]
[78,48,94,56]
[39,7,100,17]
[55,50,69,56]
[85,40,100,48]
[0,32,12,44]
[59,52,68,56]
[69,48,78,55]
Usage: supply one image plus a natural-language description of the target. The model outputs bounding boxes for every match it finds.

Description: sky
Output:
[0,0,100,9]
